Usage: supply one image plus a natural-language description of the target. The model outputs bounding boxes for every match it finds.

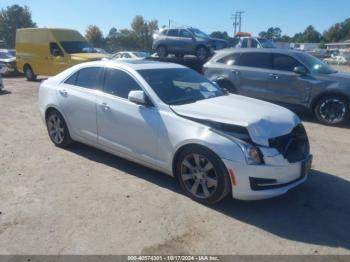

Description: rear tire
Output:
[175,145,231,205]
[314,95,350,126]
[46,109,73,148]
[157,45,168,58]
[23,65,37,81]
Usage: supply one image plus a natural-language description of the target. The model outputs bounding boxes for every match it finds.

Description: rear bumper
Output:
[223,156,311,200]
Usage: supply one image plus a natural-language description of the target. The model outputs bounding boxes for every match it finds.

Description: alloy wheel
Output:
[180,153,218,199]
[47,114,65,144]
[319,98,346,123]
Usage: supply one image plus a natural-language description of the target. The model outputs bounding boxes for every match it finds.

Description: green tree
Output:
[85,25,105,48]
[323,18,350,43]
[0,4,36,48]
[209,31,229,40]
[131,15,158,50]
[259,27,282,41]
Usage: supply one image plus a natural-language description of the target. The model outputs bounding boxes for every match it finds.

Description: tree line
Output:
[1,4,350,51]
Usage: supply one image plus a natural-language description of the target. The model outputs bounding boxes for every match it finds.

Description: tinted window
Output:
[103,68,141,98]
[60,41,96,54]
[167,29,178,37]
[76,67,103,89]
[50,42,63,56]
[241,39,248,48]
[65,72,78,85]
[273,54,303,72]
[218,53,240,66]
[237,52,272,69]
[179,30,192,38]
[138,68,224,105]
[250,39,258,48]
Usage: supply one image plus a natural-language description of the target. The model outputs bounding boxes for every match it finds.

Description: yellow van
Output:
[16,28,108,80]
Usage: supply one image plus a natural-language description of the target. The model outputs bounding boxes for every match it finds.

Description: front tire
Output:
[46,110,73,147]
[196,46,209,61]
[23,65,37,81]
[175,145,231,205]
[314,95,350,126]
[156,45,168,58]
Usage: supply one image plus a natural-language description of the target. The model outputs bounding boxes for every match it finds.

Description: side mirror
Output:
[53,49,63,57]
[293,66,307,75]
[128,90,150,106]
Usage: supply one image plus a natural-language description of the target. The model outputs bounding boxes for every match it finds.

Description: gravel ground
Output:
[0,66,350,255]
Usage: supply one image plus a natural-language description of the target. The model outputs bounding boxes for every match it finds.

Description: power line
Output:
[231,11,245,36]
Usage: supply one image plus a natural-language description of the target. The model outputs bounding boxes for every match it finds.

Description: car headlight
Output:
[237,140,263,165]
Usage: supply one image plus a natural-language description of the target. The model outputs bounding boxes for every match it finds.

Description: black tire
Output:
[175,145,231,205]
[156,45,168,58]
[23,65,37,81]
[196,46,209,61]
[314,95,350,126]
[217,80,237,94]
[46,109,73,148]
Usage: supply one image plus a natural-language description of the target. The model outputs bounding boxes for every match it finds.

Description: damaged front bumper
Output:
[223,154,312,201]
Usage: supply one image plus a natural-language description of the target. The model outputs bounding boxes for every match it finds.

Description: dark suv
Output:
[204,48,350,126]
[152,27,227,61]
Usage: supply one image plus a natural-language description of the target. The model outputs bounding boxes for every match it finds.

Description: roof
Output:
[214,47,306,55]
[80,59,187,71]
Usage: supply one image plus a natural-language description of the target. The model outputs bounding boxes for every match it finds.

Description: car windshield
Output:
[296,52,337,74]
[0,52,13,59]
[258,38,275,48]
[138,68,225,105]
[189,28,209,41]
[60,41,96,54]
[133,52,149,58]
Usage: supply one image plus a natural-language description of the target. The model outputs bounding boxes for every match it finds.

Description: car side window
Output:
[75,67,103,89]
[64,72,78,85]
[217,53,240,66]
[237,52,272,69]
[251,39,258,48]
[50,42,63,56]
[167,29,179,37]
[103,68,142,99]
[179,29,192,38]
[273,54,303,72]
[241,39,248,48]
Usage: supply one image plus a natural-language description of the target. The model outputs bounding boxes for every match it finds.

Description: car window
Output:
[113,54,121,59]
[237,52,272,69]
[241,39,248,48]
[250,39,258,48]
[217,53,240,66]
[179,29,192,38]
[167,29,179,37]
[64,72,78,85]
[50,42,63,56]
[273,54,303,72]
[75,67,103,89]
[123,53,131,58]
[103,68,142,99]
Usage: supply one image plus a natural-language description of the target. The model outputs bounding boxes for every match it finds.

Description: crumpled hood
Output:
[170,95,300,146]
[70,53,108,61]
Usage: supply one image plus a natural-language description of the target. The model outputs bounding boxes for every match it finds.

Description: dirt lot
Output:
[1,66,350,255]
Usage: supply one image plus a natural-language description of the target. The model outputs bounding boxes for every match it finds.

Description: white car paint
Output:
[39,60,311,201]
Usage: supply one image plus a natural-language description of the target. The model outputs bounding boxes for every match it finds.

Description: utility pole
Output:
[231,11,245,36]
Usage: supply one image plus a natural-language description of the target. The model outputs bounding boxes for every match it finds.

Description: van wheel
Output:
[157,46,168,58]
[24,65,37,81]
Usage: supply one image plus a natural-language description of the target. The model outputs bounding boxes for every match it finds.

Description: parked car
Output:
[236,37,276,48]
[110,51,150,60]
[39,60,312,204]
[204,48,350,125]
[0,49,17,75]
[16,28,108,81]
[152,27,227,61]
[0,71,3,91]
[94,48,110,55]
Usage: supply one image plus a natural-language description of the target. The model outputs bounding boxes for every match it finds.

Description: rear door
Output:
[166,29,180,52]
[234,52,273,100]
[264,53,312,106]
[178,29,195,53]
[57,67,102,143]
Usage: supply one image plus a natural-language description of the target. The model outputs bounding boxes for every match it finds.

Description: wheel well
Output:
[215,78,236,92]
[23,63,32,71]
[45,107,62,121]
[172,143,218,177]
[195,45,208,52]
[311,91,350,111]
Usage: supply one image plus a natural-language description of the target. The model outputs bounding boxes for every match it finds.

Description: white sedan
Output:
[38,60,312,204]
[110,51,149,60]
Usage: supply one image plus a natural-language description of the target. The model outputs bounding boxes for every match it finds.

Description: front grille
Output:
[269,124,310,163]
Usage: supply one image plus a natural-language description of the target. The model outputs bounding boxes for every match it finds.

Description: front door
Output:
[97,67,160,164]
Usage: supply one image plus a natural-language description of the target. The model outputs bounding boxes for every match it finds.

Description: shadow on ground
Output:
[294,110,350,129]
[0,90,11,95]
[67,143,350,250]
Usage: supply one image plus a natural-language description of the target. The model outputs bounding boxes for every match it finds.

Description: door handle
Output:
[269,73,279,79]
[59,89,68,97]
[231,70,240,75]
[99,102,110,111]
